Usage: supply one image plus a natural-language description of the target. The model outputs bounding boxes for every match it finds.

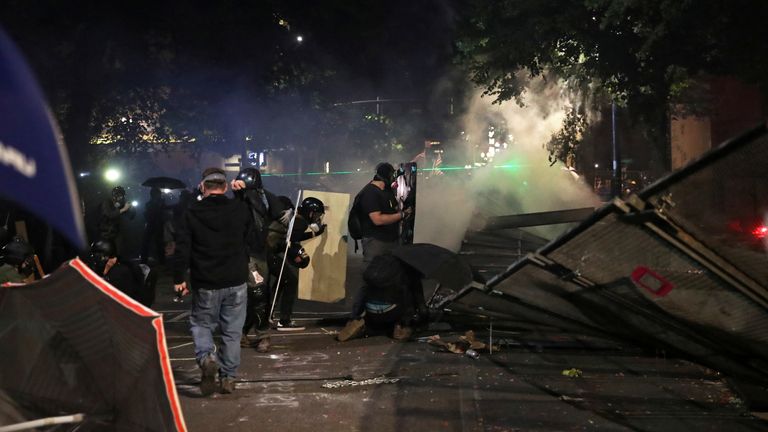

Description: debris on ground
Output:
[561,368,583,378]
[425,330,500,355]
[322,376,400,389]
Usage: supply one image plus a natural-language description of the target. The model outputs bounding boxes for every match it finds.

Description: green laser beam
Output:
[261,163,530,177]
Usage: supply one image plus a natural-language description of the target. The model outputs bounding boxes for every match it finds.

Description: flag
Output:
[0,28,85,249]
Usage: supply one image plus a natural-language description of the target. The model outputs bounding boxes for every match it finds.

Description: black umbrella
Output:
[391,243,473,292]
[141,177,187,190]
[0,259,187,431]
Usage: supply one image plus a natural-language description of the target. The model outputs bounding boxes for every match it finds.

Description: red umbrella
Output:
[0,259,186,431]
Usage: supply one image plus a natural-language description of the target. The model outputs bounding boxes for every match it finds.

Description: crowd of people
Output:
[0,161,429,397]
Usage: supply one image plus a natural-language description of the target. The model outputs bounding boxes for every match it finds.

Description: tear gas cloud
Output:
[414,76,601,252]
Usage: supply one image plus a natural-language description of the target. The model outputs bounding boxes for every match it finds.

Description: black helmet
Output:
[278,195,294,211]
[374,162,396,184]
[112,186,126,207]
[0,237,33,267]
[236,168,263,190]
[298,197,324,223]
[85,240,116,274]
[112,186,126,200]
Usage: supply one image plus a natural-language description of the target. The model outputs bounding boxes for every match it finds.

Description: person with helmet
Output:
[338,162,412,342]
[230,168,287,352]
[84,239,153,306]
[0,237,36,283]
[97,185,135,256]
[266,196,327,331]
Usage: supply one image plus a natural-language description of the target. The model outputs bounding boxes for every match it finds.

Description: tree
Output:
[456,0,768,167]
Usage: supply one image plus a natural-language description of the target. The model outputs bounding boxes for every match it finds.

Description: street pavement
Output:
[151,267,768,432]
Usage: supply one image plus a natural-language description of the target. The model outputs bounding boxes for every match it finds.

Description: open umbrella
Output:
[141,177,187,190]
[0,259,186,431]
[391,243,473,292]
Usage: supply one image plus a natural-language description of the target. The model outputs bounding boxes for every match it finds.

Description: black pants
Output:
[351,237,399,318]
[272,257,299,324]
[243,255,271,334]
[140,223,164,264]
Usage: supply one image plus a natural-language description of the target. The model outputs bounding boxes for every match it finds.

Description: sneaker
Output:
[392,324,413,342]
[256,336,271,353]
[277,321,306,332]
[199,355,219,396]
[337,318,365,342]
[220,376,236,394]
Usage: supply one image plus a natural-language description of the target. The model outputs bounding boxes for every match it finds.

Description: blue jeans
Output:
[190,284,247,378]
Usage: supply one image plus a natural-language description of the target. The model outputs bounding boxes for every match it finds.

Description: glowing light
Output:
[753,226,768,239]
[131,200,139,207]
[296,35,303,43]
[104,168,121,182]
[594,163,599,168]
[79,172,90,177]
[162,189,171,194]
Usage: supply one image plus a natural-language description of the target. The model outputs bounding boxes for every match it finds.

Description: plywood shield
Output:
[298,190,350,302]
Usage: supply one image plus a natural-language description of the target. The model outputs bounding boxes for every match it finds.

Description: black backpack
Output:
[347,191,364,252]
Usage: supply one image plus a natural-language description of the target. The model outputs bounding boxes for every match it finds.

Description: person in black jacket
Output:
[338,162,412,342]
[231,168,289,352]
[173,167,252,396]
[268,196,326,332]
[97,186,135,255]
[140,187,166,264]
[84,239,155,307]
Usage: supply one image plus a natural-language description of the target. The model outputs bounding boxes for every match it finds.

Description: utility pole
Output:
[611,101,622,198]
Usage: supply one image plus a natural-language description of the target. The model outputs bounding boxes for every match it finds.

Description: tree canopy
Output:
[458,0,768,108]
[0,0,461,171]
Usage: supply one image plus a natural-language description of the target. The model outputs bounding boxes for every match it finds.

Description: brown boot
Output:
[240,334,252,348]
[337,318,365,342]
[392,324,413,342]
[256,336,271,353]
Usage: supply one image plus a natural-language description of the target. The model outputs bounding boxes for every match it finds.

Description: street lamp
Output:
[104,168,121,182]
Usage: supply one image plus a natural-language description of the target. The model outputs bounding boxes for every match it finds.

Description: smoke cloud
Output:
[414,75,600,251]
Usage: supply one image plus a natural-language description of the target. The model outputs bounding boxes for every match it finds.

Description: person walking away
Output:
[172,168,252,395]
[338,162,411,341]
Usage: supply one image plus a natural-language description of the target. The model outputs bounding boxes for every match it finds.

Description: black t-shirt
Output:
[358,183,399,242]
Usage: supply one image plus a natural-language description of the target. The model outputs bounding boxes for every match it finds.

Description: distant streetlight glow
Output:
[162,188,171,194]
[104,168,121,182]
[296,35,303,43]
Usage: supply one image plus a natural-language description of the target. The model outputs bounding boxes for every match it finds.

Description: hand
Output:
[309,223,326,235]
[174,282,189,297]
[279,209,293,225]
[120,203,131,213]
[231,180,246,191]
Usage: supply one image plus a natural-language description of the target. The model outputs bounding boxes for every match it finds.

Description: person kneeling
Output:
[338,253,424,342]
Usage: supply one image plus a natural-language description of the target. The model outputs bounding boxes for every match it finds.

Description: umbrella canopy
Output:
[0,259,186,431]
[391,243,473,292]
[141,177,187,190]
